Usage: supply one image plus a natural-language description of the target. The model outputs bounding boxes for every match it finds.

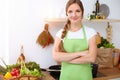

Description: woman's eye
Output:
[68,10,72,13]
[67,9,81,14]
[76,10,80,12]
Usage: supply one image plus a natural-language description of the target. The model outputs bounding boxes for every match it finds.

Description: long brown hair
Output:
[61,0,84,39]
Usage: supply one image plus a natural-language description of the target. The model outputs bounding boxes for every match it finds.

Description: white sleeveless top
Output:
[56,25,97,42]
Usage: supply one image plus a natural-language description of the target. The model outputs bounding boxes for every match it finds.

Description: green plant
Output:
[97,37,115,48]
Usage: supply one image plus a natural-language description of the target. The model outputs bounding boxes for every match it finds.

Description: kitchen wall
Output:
[0,0,9,66]
[0,0,120,68]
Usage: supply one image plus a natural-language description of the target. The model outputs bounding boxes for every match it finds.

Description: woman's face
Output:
[67,3,83,23]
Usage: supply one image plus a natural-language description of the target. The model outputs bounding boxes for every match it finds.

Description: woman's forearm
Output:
[69,54,95,64]
[53,50,88,62]
[69,35,97,64]
[69,45,97,64]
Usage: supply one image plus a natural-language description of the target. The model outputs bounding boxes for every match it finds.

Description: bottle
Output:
[17,45,25,63]
[95,0,100,16]
[113,49,120,66]
[119,53,120,69]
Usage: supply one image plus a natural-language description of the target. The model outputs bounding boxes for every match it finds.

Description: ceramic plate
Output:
[99,4,110,18]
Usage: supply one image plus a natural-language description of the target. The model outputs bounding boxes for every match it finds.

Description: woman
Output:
[52,0,97,80]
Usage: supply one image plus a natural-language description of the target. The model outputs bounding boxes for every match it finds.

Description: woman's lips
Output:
[72,17,78,21]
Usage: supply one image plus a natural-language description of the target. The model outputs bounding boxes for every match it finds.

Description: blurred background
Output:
[0,0,120,68]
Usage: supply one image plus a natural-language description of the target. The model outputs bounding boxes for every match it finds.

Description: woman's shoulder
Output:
[56,29,63,35]
[84,25,97,35]
[55,29,64,38]
[83,25,97,39]
[84,25,96,32]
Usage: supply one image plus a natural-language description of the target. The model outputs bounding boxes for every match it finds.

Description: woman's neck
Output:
[70,23,82,32]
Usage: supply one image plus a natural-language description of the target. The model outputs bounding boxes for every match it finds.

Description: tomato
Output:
[11,71,16,76]
[11,68,20,76]
[16,69,20,74]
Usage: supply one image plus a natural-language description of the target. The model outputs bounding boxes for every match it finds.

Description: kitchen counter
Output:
[94,74,120,80]
[0,72,55,80]
[2,67,118,80]
[94,67,120,80]
[42,67,120,80]
[41,67,120,80]
[42,71,55,80]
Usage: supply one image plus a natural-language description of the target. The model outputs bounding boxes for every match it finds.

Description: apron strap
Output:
[82,25,88,45]
[82,25,87,40]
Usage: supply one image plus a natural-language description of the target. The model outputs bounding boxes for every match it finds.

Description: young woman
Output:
[52,0,97,80]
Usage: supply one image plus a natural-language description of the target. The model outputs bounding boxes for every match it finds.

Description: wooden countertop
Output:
[0,72,55,80]
[41,67,120,80]
[1,67,119,80]
[94,67,120,80]
[42,71,55,80]
[42,67,120,80]
[94,74,120,80]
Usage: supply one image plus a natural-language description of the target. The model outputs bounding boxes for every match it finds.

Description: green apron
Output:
[60,26,93,80]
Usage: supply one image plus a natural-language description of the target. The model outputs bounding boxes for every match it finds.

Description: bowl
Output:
[48,65,61,79]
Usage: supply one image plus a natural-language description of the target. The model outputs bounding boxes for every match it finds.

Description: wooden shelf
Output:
[44,18,120,23]
[44,18,67,23]
[83,19,120,23]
